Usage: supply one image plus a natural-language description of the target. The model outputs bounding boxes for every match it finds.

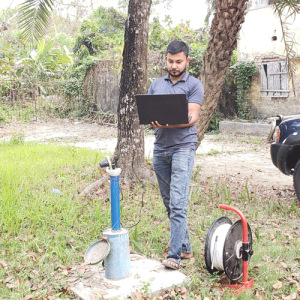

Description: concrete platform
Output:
[71,254,187,299]
[219,120,271,136]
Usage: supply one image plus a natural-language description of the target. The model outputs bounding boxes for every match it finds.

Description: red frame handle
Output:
[219,204,249,283]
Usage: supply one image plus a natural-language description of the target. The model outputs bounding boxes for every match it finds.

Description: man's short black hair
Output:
[166,40,189,57]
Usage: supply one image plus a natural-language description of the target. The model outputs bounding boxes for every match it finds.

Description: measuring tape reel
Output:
[205,216,253,281]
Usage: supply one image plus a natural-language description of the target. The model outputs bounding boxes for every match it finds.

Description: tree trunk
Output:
[197,0,249,146]
[114,0,152,182]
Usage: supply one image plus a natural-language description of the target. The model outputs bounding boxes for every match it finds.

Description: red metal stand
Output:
[217,204,254,294]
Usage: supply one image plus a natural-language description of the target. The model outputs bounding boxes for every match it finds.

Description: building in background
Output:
[237,0,300,117]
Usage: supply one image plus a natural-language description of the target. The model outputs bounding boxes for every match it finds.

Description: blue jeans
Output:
[153,148,195,264]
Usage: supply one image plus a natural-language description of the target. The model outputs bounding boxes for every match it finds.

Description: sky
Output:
[0,0,208,29]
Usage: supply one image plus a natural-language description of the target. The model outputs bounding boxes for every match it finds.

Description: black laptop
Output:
[135,94,189,125]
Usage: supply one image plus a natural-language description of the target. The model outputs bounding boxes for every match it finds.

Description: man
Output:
[148,40,204,270]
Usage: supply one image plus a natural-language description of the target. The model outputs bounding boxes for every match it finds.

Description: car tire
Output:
[293,159,300,203]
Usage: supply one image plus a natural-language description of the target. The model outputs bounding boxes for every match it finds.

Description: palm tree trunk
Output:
[114,0,152,182]
[197,0,249,146]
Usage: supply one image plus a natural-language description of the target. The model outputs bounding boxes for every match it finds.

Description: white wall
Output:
[238,5,300,61]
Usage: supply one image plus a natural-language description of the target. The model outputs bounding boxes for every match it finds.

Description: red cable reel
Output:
[204,205,254,294]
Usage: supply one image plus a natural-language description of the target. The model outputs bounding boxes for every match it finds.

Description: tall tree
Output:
[197,0,249,145]
[114,0,152,181]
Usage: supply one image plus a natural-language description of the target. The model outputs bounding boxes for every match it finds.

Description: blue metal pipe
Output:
[110,175,121,231]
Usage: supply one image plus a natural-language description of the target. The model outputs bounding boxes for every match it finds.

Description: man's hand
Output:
[150,121,170,128]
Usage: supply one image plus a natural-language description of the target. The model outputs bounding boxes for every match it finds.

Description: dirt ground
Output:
[0,119,296,202]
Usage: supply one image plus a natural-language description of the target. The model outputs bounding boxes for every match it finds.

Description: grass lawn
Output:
[0,138,299,299]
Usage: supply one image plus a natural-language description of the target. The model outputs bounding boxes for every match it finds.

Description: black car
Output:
[267,114,300,202]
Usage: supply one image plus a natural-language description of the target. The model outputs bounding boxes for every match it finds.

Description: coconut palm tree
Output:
[18,0,54,44]
[196,0,249,145]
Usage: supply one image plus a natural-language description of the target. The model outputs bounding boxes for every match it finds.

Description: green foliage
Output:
[231,49,237,66]
[63,6,126,117]
[148,17,209,78]
[2,5,210,120]
[0,43,16,76]
[19,0,54,44]
[148,17,166,51]
[234,61,258,120]
[73,6,126,59]
[206,112,222,133]
[188,41,207,78]
[15,38,72,81]
[73,20,106,56]
[9,132,25,144]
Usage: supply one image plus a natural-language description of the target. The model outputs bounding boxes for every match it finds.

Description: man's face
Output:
[165,52,190,78]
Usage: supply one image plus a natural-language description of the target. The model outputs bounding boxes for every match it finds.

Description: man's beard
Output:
[168,68,186,78]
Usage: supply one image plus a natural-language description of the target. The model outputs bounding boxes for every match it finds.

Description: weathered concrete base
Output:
[71,254,187,299]
[219,120,271,136]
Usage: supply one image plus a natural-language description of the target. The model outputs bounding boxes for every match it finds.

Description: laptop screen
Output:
[135,94,189,125]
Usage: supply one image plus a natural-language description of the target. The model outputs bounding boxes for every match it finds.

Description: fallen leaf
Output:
[189,257,196,265]
[67,278,79,283]
[273,281,283,289]
[170,290,176,297]
[254,264,262,270]
[6,282,18,289]
[282,293,297,300]
[262,255,269,262]
[4,276,12,283]
[180,286,187,295]
[270,234,275,240]
[104,283,116,289]
[194,289,199,295]
[149,277,155,281]
[23,295,33,300]
[78,268,85,275]
[133,292,143,300]
[256,293,263,300]
[280,262,288,269]
[95,290,108,296]
[68,238,76,245]
[0,260,8,268]
[31,269,39,276]
[26,251,37,260]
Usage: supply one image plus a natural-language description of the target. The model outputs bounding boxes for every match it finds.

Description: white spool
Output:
[210,223,231,271]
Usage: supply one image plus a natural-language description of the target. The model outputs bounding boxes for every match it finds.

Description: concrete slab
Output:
[71,254,187,300]
[219,120,271,136]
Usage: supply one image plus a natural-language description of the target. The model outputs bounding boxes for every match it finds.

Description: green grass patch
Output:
[0,140,110,298]
[206,149,221,156]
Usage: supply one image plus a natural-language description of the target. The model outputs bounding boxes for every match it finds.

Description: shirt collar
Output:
[164,71,189,82]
